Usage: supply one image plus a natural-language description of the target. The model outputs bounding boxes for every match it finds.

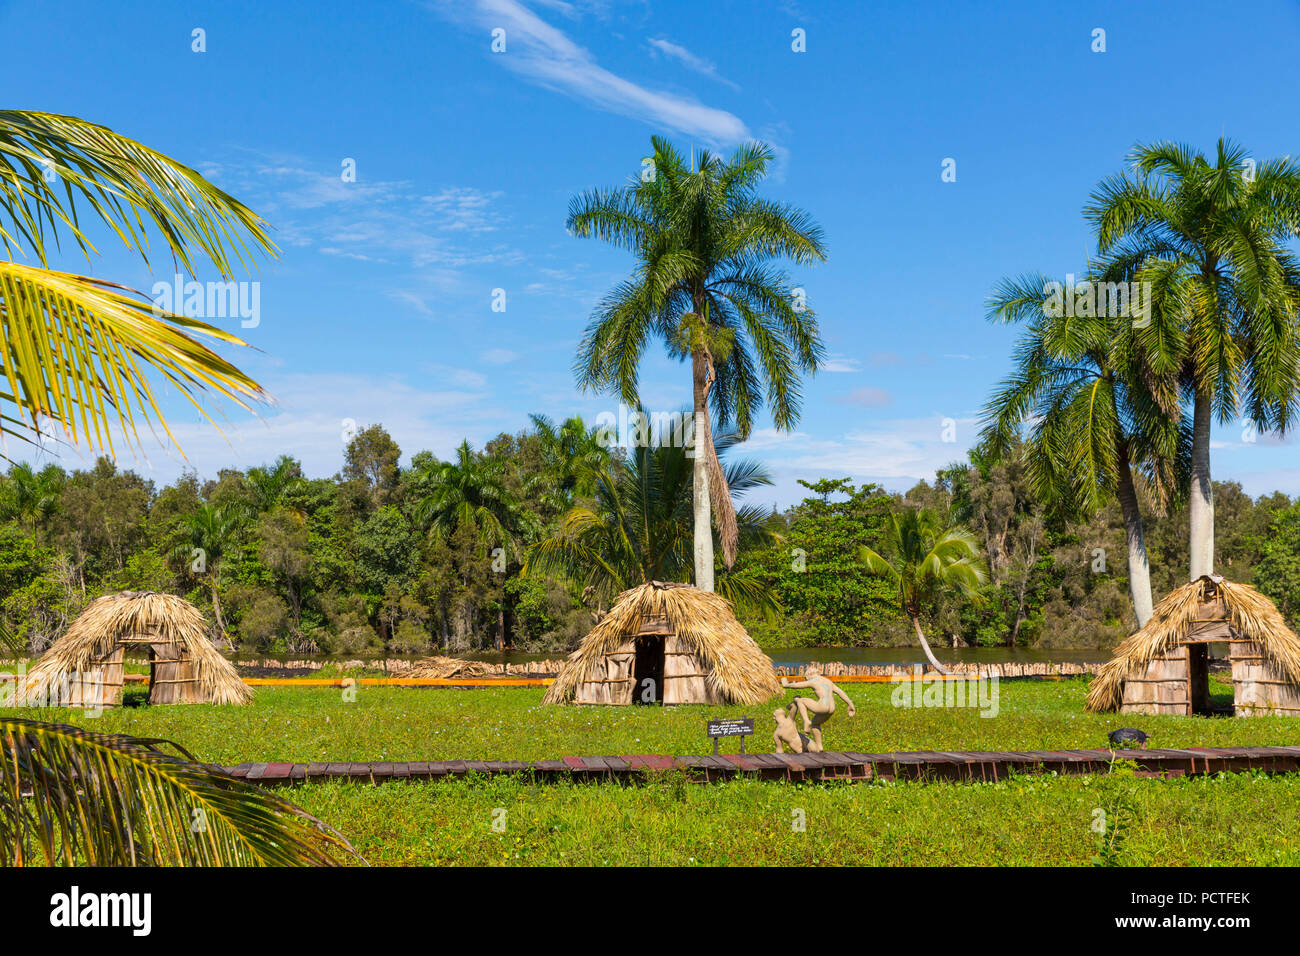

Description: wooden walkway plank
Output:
[221,746,1299,788]
[723,753,764,773]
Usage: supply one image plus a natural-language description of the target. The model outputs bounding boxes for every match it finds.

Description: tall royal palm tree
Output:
[524,424,778,616]
[0,110,355,865]
[982,271,1189,626]
[568,137,826,592]
[859,508,988,674]
[1085,139,1300,580]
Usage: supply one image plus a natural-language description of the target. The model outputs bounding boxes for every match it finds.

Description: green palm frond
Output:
[0,110,277,460]
[0,718,358,866]
[0,261,269,457]
[860,508,988,617]
[524,424,774,613]
[857,545,899,583]
[0,110,274,275]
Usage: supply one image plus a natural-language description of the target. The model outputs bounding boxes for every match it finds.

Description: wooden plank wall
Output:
[1232,640,1300,715]
[662,633,724,704]
[1121,646,1190,715]
[573,638,635,704]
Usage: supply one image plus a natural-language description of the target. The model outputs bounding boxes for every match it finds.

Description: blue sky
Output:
[5,0,1300,505]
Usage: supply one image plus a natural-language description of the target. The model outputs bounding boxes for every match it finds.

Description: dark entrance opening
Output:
[633,635,665,705]
[1188,642,1212,716]
[1208,641,1235,714]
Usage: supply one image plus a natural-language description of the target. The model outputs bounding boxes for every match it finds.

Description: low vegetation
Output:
[10,678,1295,866]
[290,769,1300,867]
[13,679,1296,764]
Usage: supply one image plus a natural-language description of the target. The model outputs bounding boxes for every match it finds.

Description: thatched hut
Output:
[544,581,781,705]
[25,591,251,708]
[1086,575,1300,716]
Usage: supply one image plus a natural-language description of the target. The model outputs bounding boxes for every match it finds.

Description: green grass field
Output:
[7,678,1300,865]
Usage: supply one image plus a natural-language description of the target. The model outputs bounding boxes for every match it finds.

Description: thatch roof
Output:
[403,656,490,679]
[1086,576,1300,712]
[544,581,781,705]
[26,591,251,705]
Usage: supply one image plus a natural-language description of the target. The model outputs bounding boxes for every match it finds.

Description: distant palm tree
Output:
[568,137,826,591]
[244,455,305,515]
[859,508,988,674]
[1085,139,1300,580]
[172,502,244,642]
[416,439,525,546]
[0,462,62,542]
[528,413,609,509]
[983,270,1189,626]
[415,440,526,648]
[525,425,778,616]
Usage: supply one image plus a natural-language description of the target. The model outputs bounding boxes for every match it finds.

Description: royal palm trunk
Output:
[1114,447,1154,627]
[1189,388,1214,579]
[692,349,714,592]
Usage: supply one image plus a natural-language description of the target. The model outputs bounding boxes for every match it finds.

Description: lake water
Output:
[456,646,1113,666]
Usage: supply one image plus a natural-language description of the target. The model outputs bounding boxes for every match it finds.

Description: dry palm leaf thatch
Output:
[403,656,491,680]
[25,591,250,706]
[1086,575,1300,712]
[544,580,780,705]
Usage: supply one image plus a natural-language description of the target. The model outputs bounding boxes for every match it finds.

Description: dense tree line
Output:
[2,423,1296,656]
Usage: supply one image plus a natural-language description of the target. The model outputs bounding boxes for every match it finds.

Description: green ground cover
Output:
[290,769,1300,866]
[12,677,1295,764]
[7,679,1298,865]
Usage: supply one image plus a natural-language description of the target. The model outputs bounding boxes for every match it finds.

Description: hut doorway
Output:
[1188,643,1212,716]
[633,635,665,705]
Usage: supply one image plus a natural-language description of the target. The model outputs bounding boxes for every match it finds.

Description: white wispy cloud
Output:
[821,353,861,373]
[196,153,517,273]
[431,0,750,145]
[21,373,507,483]
[733,416,980,499]
[646,37,740,91]
[425,364,490,388]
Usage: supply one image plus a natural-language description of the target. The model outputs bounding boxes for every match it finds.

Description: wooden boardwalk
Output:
[221,745,1300,786]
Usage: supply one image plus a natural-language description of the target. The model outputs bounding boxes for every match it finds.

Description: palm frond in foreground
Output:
[0,718,359,866]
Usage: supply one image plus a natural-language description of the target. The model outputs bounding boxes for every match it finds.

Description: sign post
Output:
[706,717,755,755]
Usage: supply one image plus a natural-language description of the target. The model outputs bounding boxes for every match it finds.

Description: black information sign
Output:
[706,717,755,754]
